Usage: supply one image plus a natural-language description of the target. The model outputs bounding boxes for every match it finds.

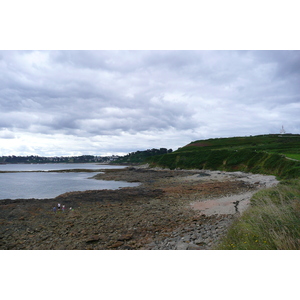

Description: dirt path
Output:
[187,170,279,216]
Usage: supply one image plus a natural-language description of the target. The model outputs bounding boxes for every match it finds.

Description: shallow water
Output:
[0,164,138,199]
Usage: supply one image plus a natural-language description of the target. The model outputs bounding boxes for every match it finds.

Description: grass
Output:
[147,135,300,179]
[148,148,300,179]
[216,180,300,250]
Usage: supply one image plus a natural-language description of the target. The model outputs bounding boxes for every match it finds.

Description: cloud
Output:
[0,50,299,156]
[0,128,15,139]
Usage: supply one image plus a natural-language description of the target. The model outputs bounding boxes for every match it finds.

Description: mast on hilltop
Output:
[280,125,286,134]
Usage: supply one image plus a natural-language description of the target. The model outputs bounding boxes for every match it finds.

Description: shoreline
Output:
[0,166,279,250]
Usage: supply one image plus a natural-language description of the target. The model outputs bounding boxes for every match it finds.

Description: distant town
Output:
[0,148,173,164]
[0,155,120,164]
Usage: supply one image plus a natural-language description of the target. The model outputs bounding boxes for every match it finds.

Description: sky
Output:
[0,50,300,156]
[1,1,300,157]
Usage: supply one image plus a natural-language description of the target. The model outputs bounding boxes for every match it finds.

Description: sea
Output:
[0,163,139,200]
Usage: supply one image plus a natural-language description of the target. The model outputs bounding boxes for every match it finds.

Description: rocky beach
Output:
[0,166,279,250]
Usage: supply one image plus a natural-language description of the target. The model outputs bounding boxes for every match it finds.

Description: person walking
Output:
[53,206,57,213]
[62,205,65,212]
[57,203,61,211]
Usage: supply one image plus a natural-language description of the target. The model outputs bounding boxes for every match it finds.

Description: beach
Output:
[0,166,278,250]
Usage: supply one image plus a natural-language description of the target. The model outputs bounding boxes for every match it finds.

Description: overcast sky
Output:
[0,50,299,156]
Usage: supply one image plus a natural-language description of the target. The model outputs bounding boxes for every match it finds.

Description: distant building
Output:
[280,125,286,134]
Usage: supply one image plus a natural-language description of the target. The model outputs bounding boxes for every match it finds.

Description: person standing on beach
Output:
[58,203,61,211]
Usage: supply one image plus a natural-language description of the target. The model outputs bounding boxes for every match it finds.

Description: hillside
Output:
[181,134,300,154]
[147,134,300,179]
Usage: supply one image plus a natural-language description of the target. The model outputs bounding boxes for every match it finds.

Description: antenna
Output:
[280,125,286,134]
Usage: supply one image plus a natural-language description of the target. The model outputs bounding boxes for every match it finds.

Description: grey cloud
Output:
[50,50,147,74]
[255,50,300,76]
[0,50,299,156]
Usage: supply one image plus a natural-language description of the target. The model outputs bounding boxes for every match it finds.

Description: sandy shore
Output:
[187,170,279,215]
[0,166,279,250]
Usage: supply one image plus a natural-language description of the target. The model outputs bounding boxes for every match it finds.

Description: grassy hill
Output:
[181,134,300,155]
[147,134,300,249]
[147,134,300,179]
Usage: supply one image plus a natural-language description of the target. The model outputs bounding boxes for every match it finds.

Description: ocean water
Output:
[0,164,138,199]
[0,163,123,172]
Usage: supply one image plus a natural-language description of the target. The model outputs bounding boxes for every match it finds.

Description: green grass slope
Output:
[147,134,300,249]
[216,180,300,250]
[147,134,300,179]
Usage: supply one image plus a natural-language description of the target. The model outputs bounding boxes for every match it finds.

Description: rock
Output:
[118,234,133,241]
[122,245,133,250]
[194,238,205,245]
[187,243,203,250]
[109,241,124,248]
[168,241,176,247]
[190,234,198,240]
[175,242,189,250]
[147,242,156,248]
[181,235,191,242]
[85,236,101,244]
[198,173,210,177]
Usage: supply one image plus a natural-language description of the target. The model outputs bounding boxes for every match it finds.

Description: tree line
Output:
[0,155,119,164]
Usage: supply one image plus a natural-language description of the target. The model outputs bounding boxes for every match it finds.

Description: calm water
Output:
[0,163,123,172]
[0,164,138,199]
